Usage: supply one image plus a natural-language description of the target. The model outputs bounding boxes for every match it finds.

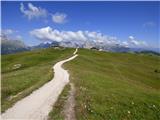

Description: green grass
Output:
[64,49,160,120]
[48,84,70,120]
[1,48,74,112]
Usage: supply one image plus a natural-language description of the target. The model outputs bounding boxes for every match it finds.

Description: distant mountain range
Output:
[134,50,160,56]
[1,35,29,55]
[129,47,160,53]
[31,41,59,50]
[1,37,159,55]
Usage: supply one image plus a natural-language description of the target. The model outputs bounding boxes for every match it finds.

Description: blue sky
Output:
[2,1,159,48]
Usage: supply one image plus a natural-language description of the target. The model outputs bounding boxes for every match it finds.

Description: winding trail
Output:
[2,49,78,120]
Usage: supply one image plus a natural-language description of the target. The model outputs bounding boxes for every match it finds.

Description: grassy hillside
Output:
[63,49,160,120]
[1,48,74,112]
[2,48,160,119]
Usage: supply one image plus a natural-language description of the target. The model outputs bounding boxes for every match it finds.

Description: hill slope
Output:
[62,49,160,120]
[1,48,74,112]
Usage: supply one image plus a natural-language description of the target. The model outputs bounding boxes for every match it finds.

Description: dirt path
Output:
[2,49,78,120]
[63,83,76,120]
[73,48,78,55]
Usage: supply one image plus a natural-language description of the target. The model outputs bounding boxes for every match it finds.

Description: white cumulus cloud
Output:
[123,35,148,47]
[20,3,47,20]
[52,12,67,24]
[30,26,118,45]
[129,36,134,40]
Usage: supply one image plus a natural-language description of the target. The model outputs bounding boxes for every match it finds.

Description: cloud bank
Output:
[30,26,148,48]
[30,26,118,45]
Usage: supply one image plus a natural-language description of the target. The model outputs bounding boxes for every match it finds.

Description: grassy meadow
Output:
[63,49,160,120]
[2,47,160,120]
[1,48,74,112]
